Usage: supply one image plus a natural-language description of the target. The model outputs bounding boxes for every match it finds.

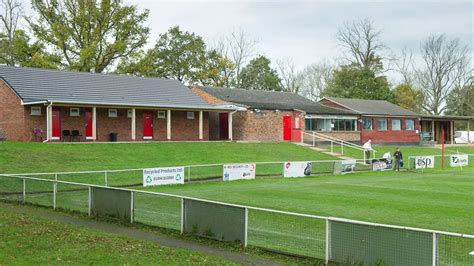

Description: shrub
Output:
[0,129,7,141]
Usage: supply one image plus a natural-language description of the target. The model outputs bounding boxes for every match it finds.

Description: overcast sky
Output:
[128,0,472,83]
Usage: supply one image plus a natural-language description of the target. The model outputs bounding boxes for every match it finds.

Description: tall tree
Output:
[336,18,385,72]
[298,61,334,101]
[29,0,150,73]
[10,29,60,68]
[393,83,423,113]
[323,65,394,102]
[239,55,281,90]
[277,58,302,93]
[0,0,22,65]
[197,50,235,87]
[415,34,470,115]
[445,82,474,116]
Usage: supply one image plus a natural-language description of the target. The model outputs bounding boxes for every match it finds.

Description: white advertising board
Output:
[143,167,185,187]
[450,154,468,167]
[223,163,256,181]
[283,161,312,177]
[414,156,435,169]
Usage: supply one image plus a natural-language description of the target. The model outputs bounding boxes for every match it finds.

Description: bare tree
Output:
[277,58,302,93]
[415,34,470,115]
[336,18,385,72]
[0,0,23,65]
[395,46,416,86]
[298,61,334,101]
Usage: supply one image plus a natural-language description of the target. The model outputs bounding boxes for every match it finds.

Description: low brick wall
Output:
[315,131,361,142]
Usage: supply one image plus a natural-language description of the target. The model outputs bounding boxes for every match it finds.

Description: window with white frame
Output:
[187,112,195,120]
[392,119,401,131]
[405,119,415,130]
[108,109,118,118]
[157,111,166,119]
[70,108,80,117]
[30,106,42,116]
[377,118,388,131]
[127,109,133,118]
[362,118,373,130]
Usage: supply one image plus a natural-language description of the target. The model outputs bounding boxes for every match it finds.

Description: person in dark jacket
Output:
[393,148,403,171]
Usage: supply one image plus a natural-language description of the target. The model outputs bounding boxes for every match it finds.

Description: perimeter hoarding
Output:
[223,163,256,181]
[283,161,312,177]
[143,167,185,187]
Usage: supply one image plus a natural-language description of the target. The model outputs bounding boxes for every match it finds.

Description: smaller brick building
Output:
[192,86,351,142]
[0,66,234,142]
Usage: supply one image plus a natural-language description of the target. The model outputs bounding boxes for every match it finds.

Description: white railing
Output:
[301,131,376,161]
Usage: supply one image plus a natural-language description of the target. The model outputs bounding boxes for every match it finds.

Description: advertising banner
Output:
[372,158,393,171]
[414,156,435,169]
[283,161,312,177]
[143,167,185,187]
[450,154,468,167]
[334,160,356,174]
[223,163,256,181]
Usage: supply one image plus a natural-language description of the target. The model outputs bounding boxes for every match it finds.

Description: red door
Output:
[143,111,153,139]
[85,109,93,139]
[292,116,301,142]
[52,107,61,139]
[283,116,292,141]
[219,113,229,140]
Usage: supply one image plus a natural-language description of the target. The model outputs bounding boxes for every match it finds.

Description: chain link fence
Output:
[0,173,473,265]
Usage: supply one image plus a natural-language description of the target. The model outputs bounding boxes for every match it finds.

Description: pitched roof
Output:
[322,97,420,117]
[196,86,355,115]
[0,65,222,110]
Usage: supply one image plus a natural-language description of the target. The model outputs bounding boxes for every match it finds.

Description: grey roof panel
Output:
[0,65,216,109]
[324,97,420,116]
[197,86,355,115]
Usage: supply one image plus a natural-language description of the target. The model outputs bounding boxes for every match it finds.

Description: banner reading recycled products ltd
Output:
[143,167,184,187]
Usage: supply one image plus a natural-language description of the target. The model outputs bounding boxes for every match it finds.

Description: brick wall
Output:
[316,131,361,142]
[360,116,420,144]
[191,87,227,105]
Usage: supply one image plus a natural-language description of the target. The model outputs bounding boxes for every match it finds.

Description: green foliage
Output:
[0,30,60,68]
[239,55,281,90]
[29,0,150,73]
[323,65,394,102]
[393,83,423,113]
[445,84,474,116]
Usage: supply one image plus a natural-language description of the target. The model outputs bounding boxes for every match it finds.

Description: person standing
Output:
[393,148,403,171]
[363,139,373,164]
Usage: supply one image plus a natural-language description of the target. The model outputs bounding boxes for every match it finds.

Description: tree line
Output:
[0,0,471,116]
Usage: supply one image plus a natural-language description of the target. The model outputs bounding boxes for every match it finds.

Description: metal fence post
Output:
[187,167,191,182]
[341,142,344,155]
[130,191,134,224]
[244,207,248,247]
[180,198,185,234]
[312,132,315,146]
[325,218,330,264]
[55,173,58,181]
[432,232,437,266]
[88,186,92,216]
[53,182,57,209]
[22,179,26,203]
[104,171,108,186]
[331,141,333,153]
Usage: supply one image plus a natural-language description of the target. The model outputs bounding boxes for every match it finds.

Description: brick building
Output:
[0,66,234,142]
[192,86,352,142]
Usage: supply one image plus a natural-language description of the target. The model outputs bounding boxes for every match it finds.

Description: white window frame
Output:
[362,118,373,131]
[157,111,166,119]
[377,118,388,131]
[70,108,80,117]
[187,112,195,120]
[108,109,118,118]
[30,106,42,116]
[405,119,415,131]
[392,119,401,131]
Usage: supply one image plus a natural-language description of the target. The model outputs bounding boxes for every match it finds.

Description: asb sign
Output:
[223,163,256,181]
[143,167,184,187]
[414,156,435,169]
[450,154,468,167]
[283,161,312,177]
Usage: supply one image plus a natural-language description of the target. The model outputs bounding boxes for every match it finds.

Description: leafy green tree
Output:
[323,65,394,102]
[29,0,149,73]
[393,83,423,113]
[445,83,474,116]
[239,55,281,90]
[197,50,235,87]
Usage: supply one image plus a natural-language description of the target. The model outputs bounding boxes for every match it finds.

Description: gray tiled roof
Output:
[323,97,420,117]
[0,65,220,109]
[197,86,355,114]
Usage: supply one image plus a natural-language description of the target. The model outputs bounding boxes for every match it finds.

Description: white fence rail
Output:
[0,173,473,265]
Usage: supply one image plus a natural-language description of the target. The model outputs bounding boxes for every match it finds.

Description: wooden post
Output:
[441,127,445,170]
[468,120,471,144]
[131,108,136,140]
[450,120,454,144]
[167,109,171,140]
[431,120,435,142]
